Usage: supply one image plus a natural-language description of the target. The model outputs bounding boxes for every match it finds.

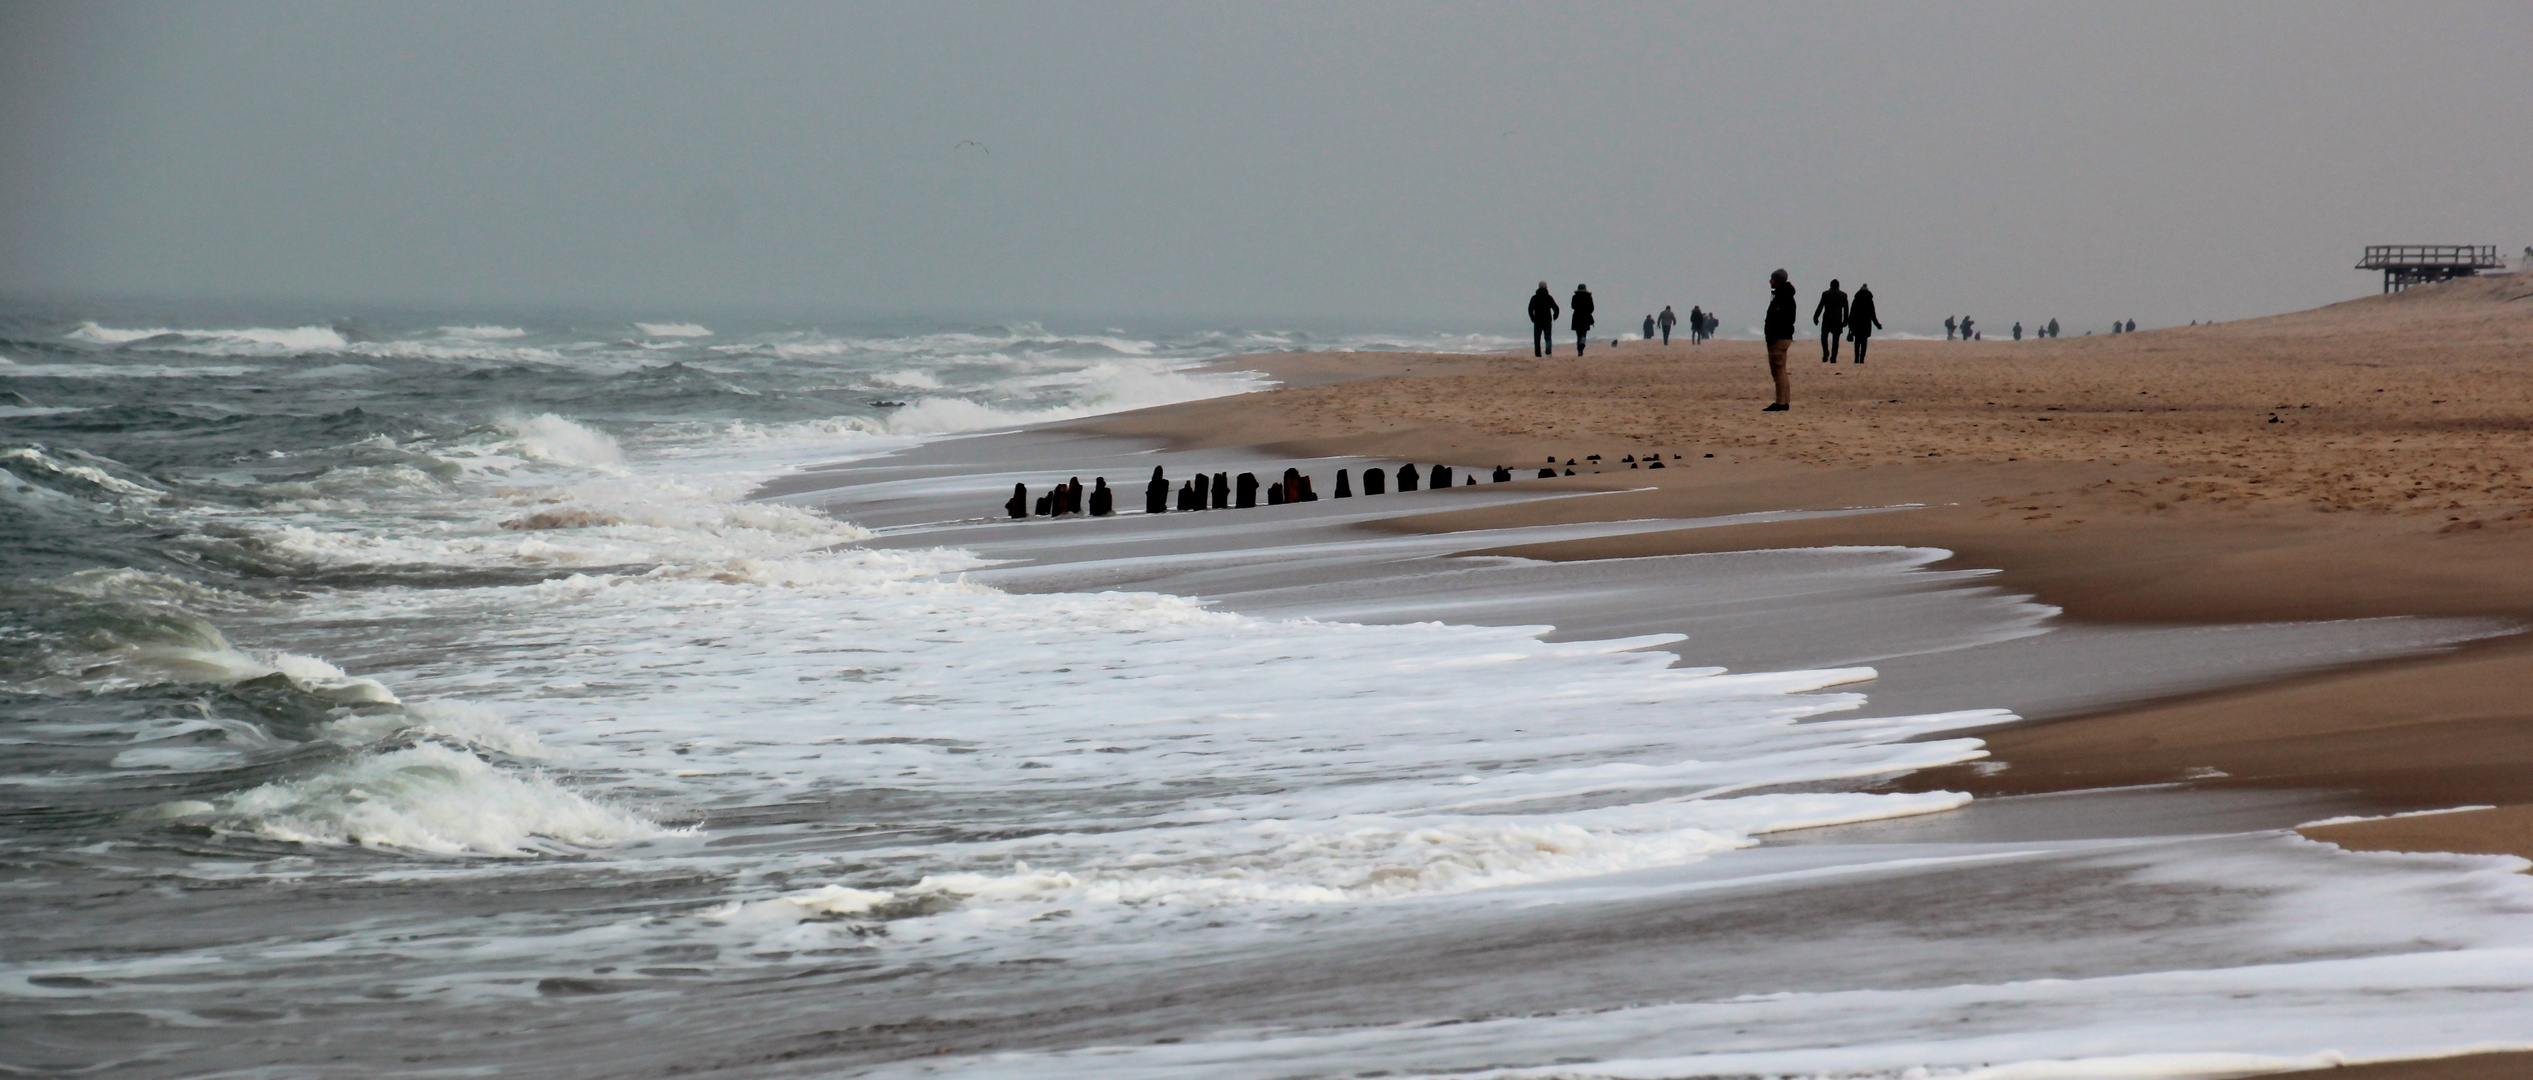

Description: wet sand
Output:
[1054,277,2533,1078]
[1080,274,2533,855]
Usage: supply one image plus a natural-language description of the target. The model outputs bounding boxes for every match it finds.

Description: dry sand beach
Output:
[1076,275,2533,1079]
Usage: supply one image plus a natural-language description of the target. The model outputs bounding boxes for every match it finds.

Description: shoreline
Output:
[1079,276,2533,865]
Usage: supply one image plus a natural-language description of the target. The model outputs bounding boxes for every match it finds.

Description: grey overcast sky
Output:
[2,1,2527,331]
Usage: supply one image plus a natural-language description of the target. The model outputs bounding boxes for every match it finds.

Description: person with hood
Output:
[1642,314,1656,340]
[1812,279,1849,364]
[1762,269,1796,411]
[1657,305,1677,345]
[1570,284,1596,356]
[2046,317,2060,339]
[1686,305,1705,345]
[1847,285,1882,364]
[1526,282,1560,358]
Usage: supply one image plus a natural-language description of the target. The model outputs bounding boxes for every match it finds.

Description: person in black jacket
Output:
[1570,285,1595,356]
[1527,282,1560,358]
[1847,285,1882,365]
[1812,279,1849,364]
[1763,269,1796,411]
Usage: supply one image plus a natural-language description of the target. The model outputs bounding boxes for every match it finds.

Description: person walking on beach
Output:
[1812,279,1849,364]
[2013,321,2023,341]
[1944,315,1957,341]
[2047,317,2060,338]
[1847,284,1881,364]
[1762,269,1796,411]
[1642,314,1656,341]
[1570,284,1596,356]
[1960,316,1976,341]
[1527,282,1559,358]
[1687,306,1705,344]
[1657,305,1677,344]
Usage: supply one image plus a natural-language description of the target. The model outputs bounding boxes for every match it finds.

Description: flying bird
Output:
[954,140,989,154]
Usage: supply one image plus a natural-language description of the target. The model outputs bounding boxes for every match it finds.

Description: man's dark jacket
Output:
[1764,282,1798,342]
[1528,289,1560,325]
[1812,287,1848,332]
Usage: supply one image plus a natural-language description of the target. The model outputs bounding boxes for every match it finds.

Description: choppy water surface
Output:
[5,309,2533,1078]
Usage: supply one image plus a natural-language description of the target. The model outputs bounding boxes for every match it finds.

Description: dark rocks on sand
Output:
[1538,468,1557,478]
[1211,472,1229,509]
[1364,467,1386,495]
[1146,466,1169,514]
[1267,482,1284,506]
[1335,469,1353,497]
[1428,464,1450,489]
[1237,472,1260,508]
[1492,466,1512,483]
[1034,493,1052,516]
[1397,464,1419,492]
[1648,460,1665,469]
[1007,483,1028,519]
[1088,478,1113,516]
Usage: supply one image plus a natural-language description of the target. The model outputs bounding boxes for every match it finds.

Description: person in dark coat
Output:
[1211,472,1228,509]
[1145,467,1169,514]
[1236,472,1259,508]
[1687,305,1706,344]
[1763,270,1796,411]
[1846,285,1882,364]
[1006,482,1029,519]
[1397,463,1419,492]
[1088,478,1113,516]
[1527,282,1560,358]
[1335,469,1353,497]
[1364,465,1385,495]
[1812,279,1849,364]
[1570,285,1596,356]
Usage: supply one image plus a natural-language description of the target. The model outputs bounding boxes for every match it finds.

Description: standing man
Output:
[1527,282,1560,358]
[1687,305,1705,344]
[1657,305,1677,345]
[2013,321,2024,341]
[1812,278,1849,363]
[1762,269,1796,411]
[2047,317,2060,338]
[1847,284,1881,364]
[1570,284,1596,356]
[1944,315,1957,341]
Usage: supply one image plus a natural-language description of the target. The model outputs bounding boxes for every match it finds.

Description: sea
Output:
[6,306,2533,1078]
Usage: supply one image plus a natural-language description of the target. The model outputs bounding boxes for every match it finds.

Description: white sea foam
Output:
[439,325,527,340]
[635,322,713,338]
[211,742,659,856]
[65,322,349,354]
[494,413,626,469]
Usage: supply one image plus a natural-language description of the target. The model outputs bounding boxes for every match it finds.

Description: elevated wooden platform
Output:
[2358,244,2503,292]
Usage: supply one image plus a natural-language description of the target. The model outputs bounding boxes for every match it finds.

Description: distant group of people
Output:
[1642,305,1719,345]
[2007,319,2063,340]
[1943,315,1980,341]
[1009,462,1511,519]
[1530,283,1717,356]
[2108,319,2138,334]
